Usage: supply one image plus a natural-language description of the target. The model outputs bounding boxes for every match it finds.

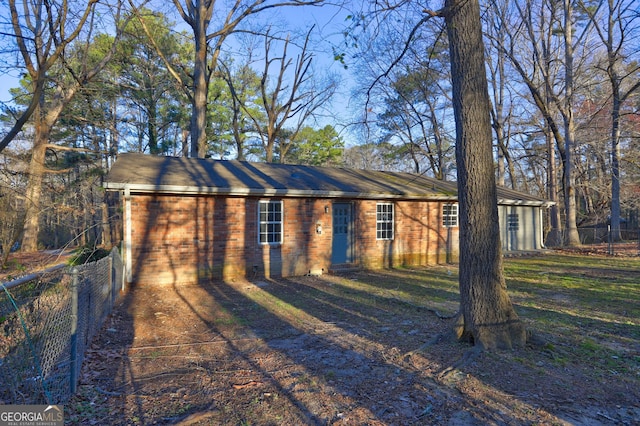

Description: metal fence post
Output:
[70,267,79,394]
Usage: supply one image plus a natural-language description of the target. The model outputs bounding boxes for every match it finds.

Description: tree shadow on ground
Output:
[69,265,640,425]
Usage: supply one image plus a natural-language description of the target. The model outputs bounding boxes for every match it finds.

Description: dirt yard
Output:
[59,249,640,426]
[3,248,638,425]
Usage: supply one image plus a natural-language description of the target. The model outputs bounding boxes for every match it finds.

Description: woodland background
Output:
[1,0,639,263]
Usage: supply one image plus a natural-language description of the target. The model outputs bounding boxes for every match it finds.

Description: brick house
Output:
[104,153,552,285]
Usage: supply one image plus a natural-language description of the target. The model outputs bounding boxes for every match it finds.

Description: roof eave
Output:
[103,182,457,201]
[498,198,556,207]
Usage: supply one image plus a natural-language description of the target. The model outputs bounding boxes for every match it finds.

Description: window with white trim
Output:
[259,200,283,244]
[376,203,394,240]
[442,203,458,227]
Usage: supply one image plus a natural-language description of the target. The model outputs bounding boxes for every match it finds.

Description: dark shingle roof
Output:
[104,153,551,205]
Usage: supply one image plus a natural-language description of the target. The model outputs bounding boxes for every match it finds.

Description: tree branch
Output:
[365,12,439,113]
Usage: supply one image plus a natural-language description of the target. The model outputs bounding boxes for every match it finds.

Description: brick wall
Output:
[125,194,458,285]
[354,200,459,269]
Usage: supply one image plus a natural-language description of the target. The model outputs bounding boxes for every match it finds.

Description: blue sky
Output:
[0,2,18,103]
[0,1,359,141]
[273,3,359,135]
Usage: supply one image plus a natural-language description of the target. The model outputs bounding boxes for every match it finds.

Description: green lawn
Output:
[336,253,640,376]
[504,254,640,372]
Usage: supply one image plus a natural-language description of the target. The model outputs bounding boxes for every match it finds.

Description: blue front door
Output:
[332,203,353,264]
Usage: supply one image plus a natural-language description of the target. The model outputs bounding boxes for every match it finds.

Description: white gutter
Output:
[105,182,555,206]
[539,206,547,249]
[497,198,556,208]
[103,182,459,201]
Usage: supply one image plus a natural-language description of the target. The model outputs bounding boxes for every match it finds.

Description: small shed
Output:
[104,153,552,285]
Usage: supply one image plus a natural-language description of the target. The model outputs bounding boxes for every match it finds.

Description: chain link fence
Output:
[577,227,640,255]
[0,247,124,404]
[578,226,639,244]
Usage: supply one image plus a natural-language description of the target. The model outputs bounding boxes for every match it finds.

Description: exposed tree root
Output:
[405,331,453,357]
[405,311,460,357]
[437,347,482,381]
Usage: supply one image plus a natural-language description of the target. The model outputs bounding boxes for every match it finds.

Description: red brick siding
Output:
[126,194,458,285]
[354,200,459,269]
[127,195,334,285]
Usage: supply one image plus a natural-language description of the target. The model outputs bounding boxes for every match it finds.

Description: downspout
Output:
[124,185,133,284]
[540,206,546,249]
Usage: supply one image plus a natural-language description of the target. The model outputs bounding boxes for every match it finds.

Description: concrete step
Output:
[328,263,362,275]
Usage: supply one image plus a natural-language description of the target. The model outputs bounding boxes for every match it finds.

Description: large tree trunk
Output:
[562,0,581,246]
[188,0,212,159]
[610,83,622,241]
[545,129,563,247]
[444,0,526,350]
[148,97,159,154]
[21,103,48,252]
[191,37,208,158]
[600,0,640,243]
[22,85,78,251]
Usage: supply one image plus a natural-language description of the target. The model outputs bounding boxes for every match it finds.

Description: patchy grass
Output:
[68,252,640,425]
[503,254,640,380]
[504,255,639,336]
[334,254,640,374]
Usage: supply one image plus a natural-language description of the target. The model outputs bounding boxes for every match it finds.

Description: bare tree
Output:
[484,0,518,188]
[353,0,526,349]
[561,0,582,246]
[376,57,455,178]
[5,0,126,252]
[242,28,337,163]
[0,1,99,153]
[488,0,595,246]
[218,59,263,160]
[354,0,527,350]
[134,0,327,158]
[580,0,640,240]
[346,7,456,177]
